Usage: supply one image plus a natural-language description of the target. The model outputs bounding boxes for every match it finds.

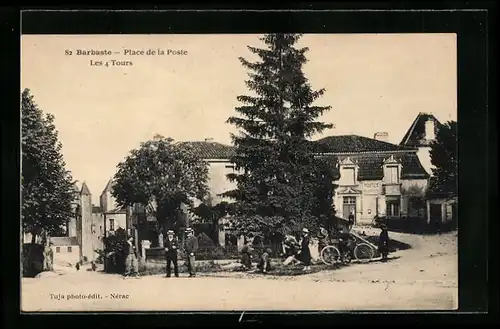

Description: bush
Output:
[22,243,44,277]
[102,228,128,274]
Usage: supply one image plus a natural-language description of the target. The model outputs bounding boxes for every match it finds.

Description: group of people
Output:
[122,219,391,278]
[122,227,199,279]
[241,227,314,273]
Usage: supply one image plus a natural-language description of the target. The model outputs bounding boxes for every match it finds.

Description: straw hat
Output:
[302,228,309,233]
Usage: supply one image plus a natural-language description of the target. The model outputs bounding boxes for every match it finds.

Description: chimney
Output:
[373,132,389,143]
[204,137,214,143]
[424,119,435,140]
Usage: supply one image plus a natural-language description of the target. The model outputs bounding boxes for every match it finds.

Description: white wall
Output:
[106,213,127,233]
[207,160,237,204]
[52,245,80,266]
[417,146,434,177]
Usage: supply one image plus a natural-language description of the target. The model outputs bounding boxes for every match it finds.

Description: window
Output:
[386,166,399,184]
[56,247,60,253]
[343,196,356,204]
[109,218,115,231]
[67,246,72,253]
[386,198,401,217]
[341,167,356,185]
[100,226,103,235]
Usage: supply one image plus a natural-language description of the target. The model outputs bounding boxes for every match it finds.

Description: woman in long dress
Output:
[298,228,312,271]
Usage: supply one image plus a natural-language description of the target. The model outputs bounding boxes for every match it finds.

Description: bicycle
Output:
[320,235,375,265]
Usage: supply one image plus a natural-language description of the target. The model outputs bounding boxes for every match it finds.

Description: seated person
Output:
[282,235,300,265]
[257,248,273,273]
[240,240,253,270]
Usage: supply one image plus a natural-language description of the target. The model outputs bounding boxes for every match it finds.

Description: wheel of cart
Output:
[320,245,341,265]
[353,242,376,262]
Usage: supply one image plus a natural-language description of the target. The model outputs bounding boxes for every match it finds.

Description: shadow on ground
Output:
[360,235,412,252]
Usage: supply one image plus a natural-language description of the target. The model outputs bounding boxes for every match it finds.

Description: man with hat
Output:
[298,228,312,271]
[184,227,198,277]
[164,230,179,277]
[124,234,140,279]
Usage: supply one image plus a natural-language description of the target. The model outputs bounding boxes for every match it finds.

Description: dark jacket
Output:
[124,241,137,258]
[378,229,390,253]
[185,235,199,254]
[164,236,179,256]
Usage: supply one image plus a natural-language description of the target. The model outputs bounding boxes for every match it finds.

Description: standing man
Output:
[164,230,179,278]
[184,228,198,277]
[124,235,140,279]
[348,211,355,231]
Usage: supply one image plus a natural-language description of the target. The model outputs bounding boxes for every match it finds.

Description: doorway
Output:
[343,196,356,222]
[429,203,442,231]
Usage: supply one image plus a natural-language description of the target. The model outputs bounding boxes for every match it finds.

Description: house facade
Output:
[313,134,430,225]
[99,179,128,237]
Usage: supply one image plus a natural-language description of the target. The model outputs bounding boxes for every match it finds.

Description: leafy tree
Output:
[429,120,457,198]
[21,89,77,244]
[222,34,337,240]
[111,136,210,234]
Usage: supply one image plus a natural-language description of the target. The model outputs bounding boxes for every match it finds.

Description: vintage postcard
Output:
[21,33,458,312]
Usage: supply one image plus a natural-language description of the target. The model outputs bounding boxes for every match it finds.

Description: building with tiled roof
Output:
[173,134,429,226]
[177,139,236,159]
[399,112,443,176]
[175,139,238,207]
[314,134,417,154]
[312,134,429,224]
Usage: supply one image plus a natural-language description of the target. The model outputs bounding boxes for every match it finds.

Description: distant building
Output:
[22,182,105,263]
[176,139,237,205]
[49,236,79,266]
[74,182,105,262]
[399,112,443,177]
[99,179,128,237]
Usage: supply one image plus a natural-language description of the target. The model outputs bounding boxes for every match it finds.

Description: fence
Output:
[144,244,279,261]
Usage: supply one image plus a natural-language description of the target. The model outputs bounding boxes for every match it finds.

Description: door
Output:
[343,196,356,222]
[429,204,442,229]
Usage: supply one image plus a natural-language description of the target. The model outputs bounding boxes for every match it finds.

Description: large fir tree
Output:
[223,34,337,240]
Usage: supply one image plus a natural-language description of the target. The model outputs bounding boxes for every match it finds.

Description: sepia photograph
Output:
[21,32,458,312]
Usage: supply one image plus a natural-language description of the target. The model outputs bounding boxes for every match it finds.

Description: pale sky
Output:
[21,34,457,204]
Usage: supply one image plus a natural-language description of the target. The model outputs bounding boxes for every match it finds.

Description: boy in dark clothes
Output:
[184,228,198,277]
[378,225,390,262]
